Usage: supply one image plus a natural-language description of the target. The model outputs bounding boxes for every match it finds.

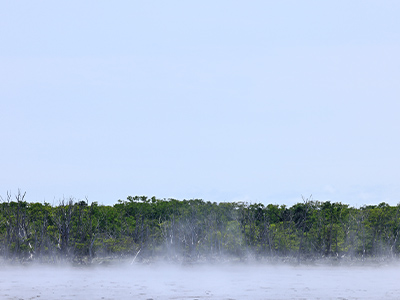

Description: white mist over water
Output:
[1,263,399,300]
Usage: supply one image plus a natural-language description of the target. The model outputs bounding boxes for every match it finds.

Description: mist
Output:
[2,195,400,299]
[1,261,399,300]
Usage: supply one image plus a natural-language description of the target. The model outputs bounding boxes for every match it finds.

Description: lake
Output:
[0,262,399,299]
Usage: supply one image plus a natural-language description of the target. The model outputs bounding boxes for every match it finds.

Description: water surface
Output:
[0,263,399,299]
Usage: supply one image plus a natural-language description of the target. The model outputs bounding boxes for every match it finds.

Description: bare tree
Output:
[53,198,75,260]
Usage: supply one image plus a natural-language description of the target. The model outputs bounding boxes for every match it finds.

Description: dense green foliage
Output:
[1,192,399,264]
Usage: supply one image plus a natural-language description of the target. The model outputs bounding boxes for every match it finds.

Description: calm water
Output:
[0,263,399,299]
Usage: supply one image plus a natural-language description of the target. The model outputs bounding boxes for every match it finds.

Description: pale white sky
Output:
[1,1,399,206]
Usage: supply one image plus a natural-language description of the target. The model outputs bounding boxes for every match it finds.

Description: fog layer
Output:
[1,263,399,300]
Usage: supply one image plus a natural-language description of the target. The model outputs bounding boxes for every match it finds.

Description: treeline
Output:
[1,191,399,264]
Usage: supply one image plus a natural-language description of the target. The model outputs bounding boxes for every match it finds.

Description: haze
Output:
[1,1,400,206]
[1,262,399,299]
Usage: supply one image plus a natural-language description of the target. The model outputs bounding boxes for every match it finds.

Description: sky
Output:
[1,1,399,207]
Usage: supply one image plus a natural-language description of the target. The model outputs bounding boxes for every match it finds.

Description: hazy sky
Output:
[1,1,399,206]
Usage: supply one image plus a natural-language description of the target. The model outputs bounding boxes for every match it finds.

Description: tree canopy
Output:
[1,192,399,264]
